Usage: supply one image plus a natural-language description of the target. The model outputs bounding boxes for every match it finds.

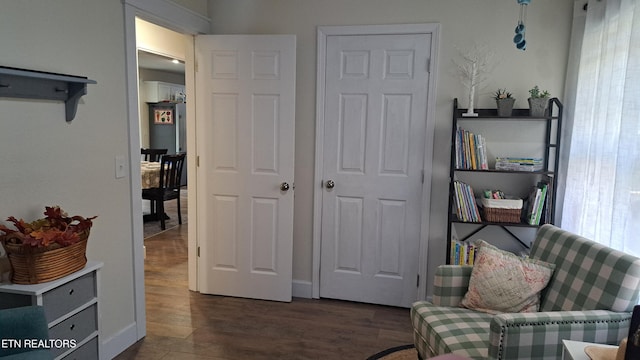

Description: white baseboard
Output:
[292,280,312,299]
[101,322,139,359]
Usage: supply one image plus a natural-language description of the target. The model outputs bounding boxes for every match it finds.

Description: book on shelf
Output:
[524,180,549,225]
[495,157,544,172]
[542,177,554,224]
[455,127,488,170]
[452,180,481,222]
[450,240,476,265]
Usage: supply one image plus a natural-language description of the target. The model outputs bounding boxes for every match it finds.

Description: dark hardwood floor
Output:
[116,219,415,359]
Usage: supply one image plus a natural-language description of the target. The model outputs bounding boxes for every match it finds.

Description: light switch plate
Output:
[115,155,126,179]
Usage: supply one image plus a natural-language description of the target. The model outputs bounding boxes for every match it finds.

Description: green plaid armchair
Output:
[410,224,640,359]
[0,306,52,359]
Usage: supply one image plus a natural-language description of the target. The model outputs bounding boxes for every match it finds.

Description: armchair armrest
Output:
[432,265,473,307]
[489,310,631,360]
[0,306,51,359]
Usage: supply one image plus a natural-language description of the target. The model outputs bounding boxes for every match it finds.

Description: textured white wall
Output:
[136,18,189,59]
[207,0,574,296]
[172,0,208,15]
[0,0,207,354]
[0,0,134,344]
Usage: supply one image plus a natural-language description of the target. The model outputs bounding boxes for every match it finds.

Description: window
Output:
[562,0,640,255]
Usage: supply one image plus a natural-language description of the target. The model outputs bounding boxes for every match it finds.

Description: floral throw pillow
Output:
[460,240,555,314]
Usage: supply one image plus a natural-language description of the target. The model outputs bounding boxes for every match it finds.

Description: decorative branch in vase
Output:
[453,44,496,117]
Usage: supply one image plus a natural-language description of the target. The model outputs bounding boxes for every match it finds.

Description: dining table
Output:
[141,161,162,189]
[141,161,166,222]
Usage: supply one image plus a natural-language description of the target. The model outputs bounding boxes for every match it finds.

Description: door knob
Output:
[280,182,290,191]
[325,180,335,189]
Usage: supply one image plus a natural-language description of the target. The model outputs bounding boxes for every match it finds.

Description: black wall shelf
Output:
[446,98,563,263]
[0,66,97,122]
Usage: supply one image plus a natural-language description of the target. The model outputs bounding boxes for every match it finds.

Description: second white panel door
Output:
[320,33,431,307]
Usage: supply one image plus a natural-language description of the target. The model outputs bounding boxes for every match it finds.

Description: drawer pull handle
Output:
[69,289,74,295]
[70,324,75,331]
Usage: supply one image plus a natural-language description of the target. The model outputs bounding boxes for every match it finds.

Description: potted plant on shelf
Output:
[494,89,516,117]
[528,85,550,117]
[0,206,96,284]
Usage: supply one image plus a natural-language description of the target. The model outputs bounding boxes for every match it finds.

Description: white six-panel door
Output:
[319,33,431,307]
[195,35,296,302]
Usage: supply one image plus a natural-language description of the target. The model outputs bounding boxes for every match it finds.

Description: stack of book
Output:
[450,240,476,265]
[455,127,488,170]
[495,157,544,172]
[452,180,481,222]
[524,181,550,225]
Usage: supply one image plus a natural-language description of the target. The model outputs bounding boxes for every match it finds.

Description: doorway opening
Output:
[138,48,188,239]
[122,1,206,351]
[136,19,189,236]
[135,17,191,337]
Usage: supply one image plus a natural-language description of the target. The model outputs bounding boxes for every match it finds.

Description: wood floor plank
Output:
[116,200,415,359]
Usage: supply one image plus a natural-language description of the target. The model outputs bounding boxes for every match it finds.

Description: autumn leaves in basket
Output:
[0,206,96,248]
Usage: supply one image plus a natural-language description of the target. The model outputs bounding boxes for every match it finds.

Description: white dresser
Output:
[0,261,102,359]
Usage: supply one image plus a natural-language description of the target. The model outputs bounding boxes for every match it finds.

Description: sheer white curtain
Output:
[562,0,640,255]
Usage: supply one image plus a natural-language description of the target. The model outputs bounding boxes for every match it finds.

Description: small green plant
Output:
[529,85,550,99]
[493,89,514,100]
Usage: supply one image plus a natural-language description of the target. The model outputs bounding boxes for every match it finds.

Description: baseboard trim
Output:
[101,322,139,359]
[292,280,312,299]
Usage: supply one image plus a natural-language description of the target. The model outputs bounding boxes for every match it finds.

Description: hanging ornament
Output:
[514,0,530,50]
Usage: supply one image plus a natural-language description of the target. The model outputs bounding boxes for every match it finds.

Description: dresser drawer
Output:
[49,304,98,358]
[0,261,102,360]
[60,336,98,360]
[42,272,96,322]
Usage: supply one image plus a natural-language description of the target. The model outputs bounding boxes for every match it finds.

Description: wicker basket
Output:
[481,198,523,223]
[0,231,88,284]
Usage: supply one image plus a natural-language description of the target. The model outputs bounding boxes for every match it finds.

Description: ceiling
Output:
[137,50,185,74]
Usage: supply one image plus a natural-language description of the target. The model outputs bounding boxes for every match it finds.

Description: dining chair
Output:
[141,153,186,230]
[141,148,168,162]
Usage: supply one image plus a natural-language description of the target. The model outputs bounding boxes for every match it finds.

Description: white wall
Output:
[137,18,189,60]
[0,0,206,357]
[0,0,133,347]
[207,0,574,296]
[171,0,208,15]
[0,1,573,355]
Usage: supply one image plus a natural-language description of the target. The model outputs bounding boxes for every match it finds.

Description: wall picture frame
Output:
[154,109,173,124]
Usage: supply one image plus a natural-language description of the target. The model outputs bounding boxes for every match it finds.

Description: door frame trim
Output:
[121,0,209,356]
[312,23,440,301]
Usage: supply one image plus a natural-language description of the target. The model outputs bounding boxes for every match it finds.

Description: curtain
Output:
[562,0,640,255]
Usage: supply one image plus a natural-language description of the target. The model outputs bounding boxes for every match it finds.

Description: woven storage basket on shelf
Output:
[0,230,89,284]
[481,198,523,223]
